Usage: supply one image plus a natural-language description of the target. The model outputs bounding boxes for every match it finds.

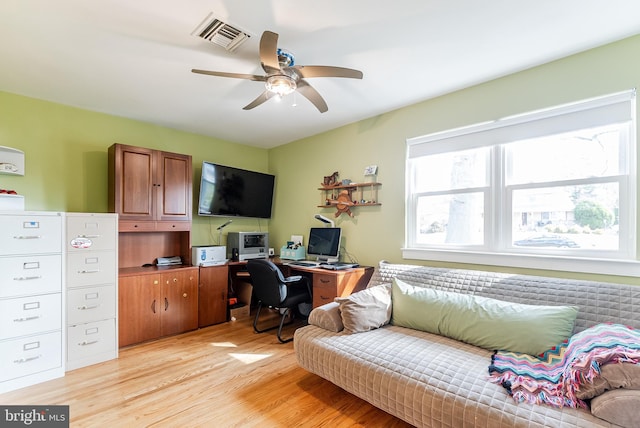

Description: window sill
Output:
[401,248,640,278]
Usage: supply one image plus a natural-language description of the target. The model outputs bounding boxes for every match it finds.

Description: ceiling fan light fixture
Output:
[266,74,297,97]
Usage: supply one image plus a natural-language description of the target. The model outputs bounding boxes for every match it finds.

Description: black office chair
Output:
[246,259,312,343]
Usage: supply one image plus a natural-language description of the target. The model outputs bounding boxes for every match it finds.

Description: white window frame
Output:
[404,90,639,277]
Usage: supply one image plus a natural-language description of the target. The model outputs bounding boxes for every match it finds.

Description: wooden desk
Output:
[227,258,374,309]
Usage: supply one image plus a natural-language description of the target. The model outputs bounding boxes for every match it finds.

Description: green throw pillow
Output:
[391,278,578,355]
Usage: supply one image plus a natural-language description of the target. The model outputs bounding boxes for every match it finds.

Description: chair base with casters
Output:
[247,259,312,343]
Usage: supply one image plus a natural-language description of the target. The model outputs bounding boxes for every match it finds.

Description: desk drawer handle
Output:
[320,279,331,284]
[13,275,42,281]
[14,316,40,322]
[14,355,42,364]
[78,340,99,346]
[320,295,331,301]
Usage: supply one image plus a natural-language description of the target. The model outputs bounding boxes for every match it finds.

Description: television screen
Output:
[198,161,275,219]
[307,227,342,262]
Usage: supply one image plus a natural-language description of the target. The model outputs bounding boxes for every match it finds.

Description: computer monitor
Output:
[307,227,342,263]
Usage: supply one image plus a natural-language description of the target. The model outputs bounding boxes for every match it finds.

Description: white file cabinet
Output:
[65,213,118,370]
[0,211,64,393]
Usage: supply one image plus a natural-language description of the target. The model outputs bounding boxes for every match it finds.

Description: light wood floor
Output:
[0,314,411,427]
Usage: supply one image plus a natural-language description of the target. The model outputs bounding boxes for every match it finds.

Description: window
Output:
[405,90,638,276]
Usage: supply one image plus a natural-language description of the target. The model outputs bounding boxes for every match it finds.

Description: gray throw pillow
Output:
[335,283,392,334]
[577,363,640,400]
[590,389,640,427]
[308,301,344,332]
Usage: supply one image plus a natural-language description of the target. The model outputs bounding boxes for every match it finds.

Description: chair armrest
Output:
[284,275,303,283]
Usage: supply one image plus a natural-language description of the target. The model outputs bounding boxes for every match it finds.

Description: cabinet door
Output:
[157,151,192,222]
[198,265,228,327]
[109,144,155,222]
[161,270,198,336]
[118,274,161,347]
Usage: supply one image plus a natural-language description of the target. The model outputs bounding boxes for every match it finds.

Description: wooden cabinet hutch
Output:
[109,143,225,347]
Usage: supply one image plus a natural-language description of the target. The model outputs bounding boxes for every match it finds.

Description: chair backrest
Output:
[246,259,287,306]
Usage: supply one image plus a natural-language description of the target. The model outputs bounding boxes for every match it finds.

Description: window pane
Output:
[511,183,619,251]
[506,124,622,185]
[413,147,489,192]
[416,193,484,245]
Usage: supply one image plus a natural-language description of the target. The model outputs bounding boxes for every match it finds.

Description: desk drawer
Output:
[0,254,62,298]
[66,251,116,287]
[67,285,116,325]
[0,331,62,382]
[0,293,61,340]
[312,282,337,308]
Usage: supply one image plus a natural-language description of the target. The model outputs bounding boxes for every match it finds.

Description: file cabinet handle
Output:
[13,275,42,281]
[78,340,99,346]
[78,269,100,274]
[13,316,40,322]
[13,235,42,240]
[14,355,42,364]
[78,304,100,310]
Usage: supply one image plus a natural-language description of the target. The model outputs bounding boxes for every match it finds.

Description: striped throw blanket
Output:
[488,323,640,408]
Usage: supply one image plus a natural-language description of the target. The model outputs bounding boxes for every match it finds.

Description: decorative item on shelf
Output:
[322,171,340,187]
[364,164,378,183]
[330,190,355,217]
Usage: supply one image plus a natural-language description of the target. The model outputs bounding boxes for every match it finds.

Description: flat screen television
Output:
[307,227,342,263]
[197,161,275,219]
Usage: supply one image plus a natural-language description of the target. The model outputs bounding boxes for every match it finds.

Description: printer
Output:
[191,246,227,267]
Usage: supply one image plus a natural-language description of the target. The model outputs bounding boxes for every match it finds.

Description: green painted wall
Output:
[269,34,640,285]
[2,34,640,285]
[0,91,270,247]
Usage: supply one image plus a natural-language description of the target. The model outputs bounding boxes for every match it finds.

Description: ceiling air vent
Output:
[192,13,251,52]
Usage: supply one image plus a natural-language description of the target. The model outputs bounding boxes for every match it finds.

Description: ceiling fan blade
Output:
[296,80,328,113]
[292,65,363,79]
[192,69,266,81]
[243,91,276,110]
[259,31,280,74]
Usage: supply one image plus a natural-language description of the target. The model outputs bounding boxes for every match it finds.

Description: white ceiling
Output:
[1,1,640,148]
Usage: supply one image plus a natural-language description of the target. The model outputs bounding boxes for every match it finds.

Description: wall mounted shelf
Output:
[318,182,381,216]
[0,146,25,176]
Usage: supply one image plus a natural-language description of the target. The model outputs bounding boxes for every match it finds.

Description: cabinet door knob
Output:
[183,293,187,298]
[173,278,178,283]
[151,299,156,313]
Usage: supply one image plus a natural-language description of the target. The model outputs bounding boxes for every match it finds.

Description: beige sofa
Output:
[294,261,640,427]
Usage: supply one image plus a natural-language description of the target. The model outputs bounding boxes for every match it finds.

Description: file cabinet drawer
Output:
[0,331,62,382]
[67,319,116,361]
[0,213,62,255]
[67,285,116,325]
[0,293,62,340]
[66,214,117,252]
[66,251,117,287]
[0,254,62,298]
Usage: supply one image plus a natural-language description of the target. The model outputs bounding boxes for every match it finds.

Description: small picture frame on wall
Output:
[364,165,378,176]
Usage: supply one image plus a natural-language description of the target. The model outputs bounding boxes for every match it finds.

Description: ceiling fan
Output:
[192,30,363,113]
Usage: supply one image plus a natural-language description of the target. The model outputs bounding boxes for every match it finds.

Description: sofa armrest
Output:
[308,301,344,332]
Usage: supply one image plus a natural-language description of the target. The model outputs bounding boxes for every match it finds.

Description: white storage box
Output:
[0,194,24,210]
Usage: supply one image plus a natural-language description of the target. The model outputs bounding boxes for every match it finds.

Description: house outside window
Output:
[404,90,638,276]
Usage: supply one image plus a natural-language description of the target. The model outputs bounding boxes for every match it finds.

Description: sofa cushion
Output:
[335,283,392,333]
[577,362,640,400]
[590,389,640,426]
[391,278,578,355]
[308,301,344,332]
